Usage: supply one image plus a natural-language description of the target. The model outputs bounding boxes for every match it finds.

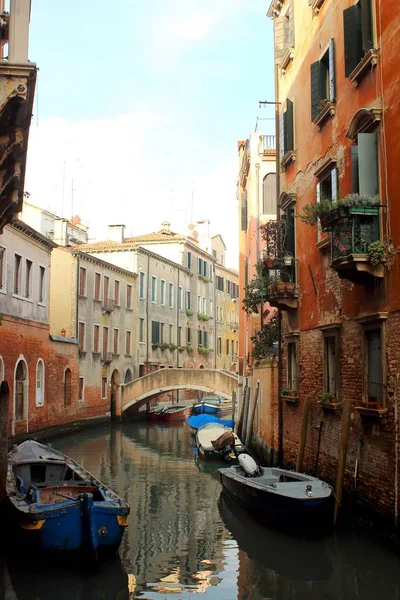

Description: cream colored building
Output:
[212,235,239,372]
[50,247,137,417]
[21,200,89,246]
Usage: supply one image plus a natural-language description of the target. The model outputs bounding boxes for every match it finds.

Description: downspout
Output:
[274,59,283,467]
[75,254,79,339]
[146,253,150,371]
[177,268,180,368]
[256,162,260,260]
[213,261,217,369]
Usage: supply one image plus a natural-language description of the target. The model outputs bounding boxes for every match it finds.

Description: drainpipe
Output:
[256,162,260,261]
[146,253,150,372]
[176,268,180,369]
[75,254,79,339]
[213,261,217,370]
[274,59,283,467]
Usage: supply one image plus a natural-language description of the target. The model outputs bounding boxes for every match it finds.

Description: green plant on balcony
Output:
[260,220,286,265]
[178,346,185,352]
[299,193,381,230]
[341,193,380,208]
[251,315,278,359]
[186,345,194,353]
[152,342,162,349]
[198,274,210,283]
[186,309,193,317]
[188,269,194,276]
[282,388,297,397]
[367,240,385,266]
[198,347,212,355]
[169,344,178,351]
[197,312,210,321]
[159,343,169,351]
[243,261,270,315]
[298,196,337,227]
[319,390,336,404]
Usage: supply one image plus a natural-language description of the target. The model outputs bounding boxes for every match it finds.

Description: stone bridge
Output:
[116,368,238,417]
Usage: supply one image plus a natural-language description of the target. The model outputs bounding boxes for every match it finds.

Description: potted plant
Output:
[277,281,286,293]
[283,254,293,266]
[367,240,385,266]
[319,390,336,404]
[186,309,193,317]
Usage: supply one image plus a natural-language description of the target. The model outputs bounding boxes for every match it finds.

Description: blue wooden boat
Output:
[192,395,222,415]
[5,440,129,558]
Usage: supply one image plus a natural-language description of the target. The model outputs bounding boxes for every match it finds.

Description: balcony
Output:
[266,279,299,311]
[262,135,275,156]
[230,322,239,332]
[331,207,384,282]
[102,298,115,312]
[102,352,113,364]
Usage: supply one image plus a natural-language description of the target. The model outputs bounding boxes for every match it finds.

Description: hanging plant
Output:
[242,261,270,315]
[251,315,279,359]
[367,240,385,266]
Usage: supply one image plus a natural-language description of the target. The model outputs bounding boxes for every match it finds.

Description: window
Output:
[168,283,174,307]
[197,258,208,276]
[151,276,157,302]
[187,252,192,270]
[151,321,160,345]
[226,339,230,355]
[160,279,166,304]
[241,191,248,231]
[202,297,206,314]
[204,331,209,349]
[104,276,110,301]
[160,322,165,344]
[94,272,101,300]
[64,368,71,407]
[216,276,224,292]
[311,40,335,122]
[139,318,145,343]
[280,99,294,158]
[226,280,231,296]
[25,259,32,298]
[93,325,100,353]
[198,330,203,347]
[103,326,109,355]
[218,337,222,355]
[323,335,337,396]
[36,359,44,407]
[283,1,294,50]
[232,283,239,300]
[126,284,132,309]
[15,359,27,421]
[178,327,182,347]
[114,280,120,305]
[365,328,384,405]
[186,290,192,310]
[287,341,298,391]
[78,322,86,351]
[263,173,277,214]
[187,327,191,345]
[343,0,374,78]
[38,266,45,303]
[178,286,183,310]
[14,254,22,295]
[101,377,107,400]
[351,133,379,196]
[197,295,201,312]
[125,330,132,355]
[169,324,173,344]
[139,271,145,299]
[79,377,84,401]
[0,247,5,290]
[113,328,119,354]
[213,249,217,259]
[79,267,86,296]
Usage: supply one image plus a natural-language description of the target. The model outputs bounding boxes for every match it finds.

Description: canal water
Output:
[4,420,400,600]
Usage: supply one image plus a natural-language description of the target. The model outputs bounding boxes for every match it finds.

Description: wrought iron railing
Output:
[262,135,276,152]
[331,208,379,261]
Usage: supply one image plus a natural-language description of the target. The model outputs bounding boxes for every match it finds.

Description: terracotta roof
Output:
[125,231,188,243]
[74,240,137,251]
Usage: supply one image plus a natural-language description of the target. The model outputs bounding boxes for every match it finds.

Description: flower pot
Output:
[283,255,293,266]
[263,257,274,268]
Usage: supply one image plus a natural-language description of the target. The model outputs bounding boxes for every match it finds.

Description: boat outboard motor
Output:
[238,453,262,477]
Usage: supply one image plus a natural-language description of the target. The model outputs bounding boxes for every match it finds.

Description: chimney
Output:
[160,221,171,233]
[107,224,125,243]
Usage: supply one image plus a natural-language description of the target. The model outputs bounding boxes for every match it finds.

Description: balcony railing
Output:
[102,298,115,312]
[262,135,276,154]
[331,207,384,280]
[264,259,299,311]
[102,352,113,364]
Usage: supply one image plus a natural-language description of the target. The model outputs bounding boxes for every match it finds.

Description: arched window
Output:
[64,368,72,407]
[36,359,45,407]
[15,359,28,422]
[263,173,277,215]
[124,369,133,384]
[0,356,4,383]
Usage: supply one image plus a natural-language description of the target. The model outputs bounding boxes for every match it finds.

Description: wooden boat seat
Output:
[27,483,101,505]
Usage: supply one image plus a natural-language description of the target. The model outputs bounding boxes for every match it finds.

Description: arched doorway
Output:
[64,368,72,407]
[110,369,121,419]
[124,368,133,384]
[14,359,28,433]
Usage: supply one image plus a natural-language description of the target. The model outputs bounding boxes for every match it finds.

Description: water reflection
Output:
[3,421,400,600]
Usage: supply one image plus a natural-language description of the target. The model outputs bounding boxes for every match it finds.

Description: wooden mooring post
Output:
[0,381,9,503]
[296,397,310,472]
[334,397,352,525]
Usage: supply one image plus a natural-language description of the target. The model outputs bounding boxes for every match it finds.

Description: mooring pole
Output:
[296,396,310,472]
[334,397,352,525]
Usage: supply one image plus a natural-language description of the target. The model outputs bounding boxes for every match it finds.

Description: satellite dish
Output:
[192,231,199,239]
[188,223,195,230]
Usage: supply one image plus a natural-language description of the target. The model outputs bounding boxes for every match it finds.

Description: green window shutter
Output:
[351,146,359,193]
[328,39,336,102]
[358,133,379,196]
[151,321,160,344]
[343,5,362,77]
[241,191,247,231]
[360,0,374,52]
[331,167,338,201]
[286,99,294,152]
[280,112,285,157]
[311,61,322,121]
[204,331,208,349]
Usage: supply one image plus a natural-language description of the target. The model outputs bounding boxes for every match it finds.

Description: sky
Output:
[24,0,275,267]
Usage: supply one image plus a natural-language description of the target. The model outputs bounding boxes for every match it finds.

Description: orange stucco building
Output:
[265,0,400,524]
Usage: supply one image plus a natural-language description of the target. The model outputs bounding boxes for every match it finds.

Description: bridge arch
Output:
[121,368,237,415]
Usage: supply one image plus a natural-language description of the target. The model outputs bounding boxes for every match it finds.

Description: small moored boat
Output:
[162,404,192,421]
[195,423,245,461]
[188,414,235,434]
[219,454,333,528]
[148,406,167,420]
[5,440,130,557]
[192,396,222,415]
